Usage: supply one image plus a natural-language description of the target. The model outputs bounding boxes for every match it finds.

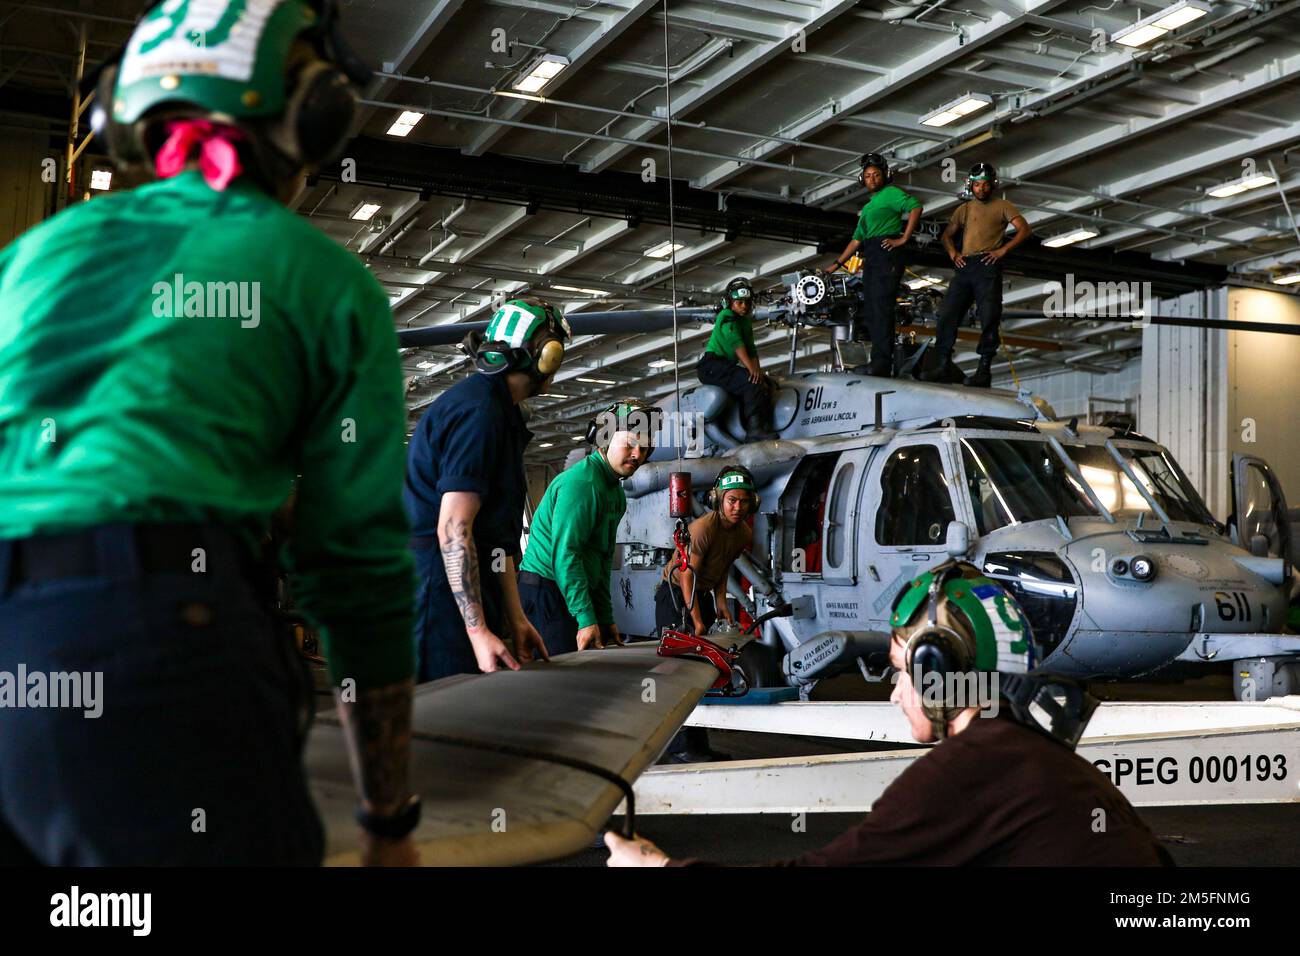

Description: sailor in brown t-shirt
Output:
[654,466,757,762]
[924,162,1033,388]
[607,560,1173,867]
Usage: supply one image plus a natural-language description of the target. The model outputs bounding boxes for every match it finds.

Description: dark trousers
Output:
[653,579,718,636]
[854,240,906,366]
[518,572,580,657]
[697,352,771,432]
[0,524,323,866]
[654,580,722,758]
[412,542,508,683]
[935,259,1003,358]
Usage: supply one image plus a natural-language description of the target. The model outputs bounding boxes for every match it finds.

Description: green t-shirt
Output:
[704,308,758,361]
[519,451,626,628]
[852,184,922,241]
[0,171,414,690]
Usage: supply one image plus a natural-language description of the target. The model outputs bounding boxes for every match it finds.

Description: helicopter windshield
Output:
[959,437,1101,533]
[1060,443,1219,527]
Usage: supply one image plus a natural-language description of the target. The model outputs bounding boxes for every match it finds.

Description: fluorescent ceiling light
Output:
[648,359,674,369]
[512,54,570,94]
[89,169,112,190]
[1206,173,1275,198]
[415,360,435,369]
[386,110,423,137]
[1042,227,1099,248]
[1150,0,1211,30]
[1113,0,1210,47]
[350,201,382,221]
[905,276,942,290]
[571,436,584,442]
[644,241,683,260]
[552,285,607,295]
[920,93,991,128]
[538,392,567,398]
[577,376,616,385]
[1272,272,1300,286]
[538,442,554,448]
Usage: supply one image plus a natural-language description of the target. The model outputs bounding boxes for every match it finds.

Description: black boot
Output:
[966,356,993,388]
[866,351,893,378]
[743,408,778,442]
[920,349,954,383]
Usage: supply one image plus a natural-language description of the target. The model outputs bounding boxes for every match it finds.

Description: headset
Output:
[891,561,1096,747]
[584,399,663,455]
[467,298,570,381]
[707,465,760,516]
[967,161,999,191]
[90,0,369,175]
[719,276,754,313]
[860,151,892,185]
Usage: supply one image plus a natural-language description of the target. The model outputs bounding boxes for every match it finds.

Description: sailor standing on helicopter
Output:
[922,162,1032,389]
[696,278,778,442]
[828,153,923,378]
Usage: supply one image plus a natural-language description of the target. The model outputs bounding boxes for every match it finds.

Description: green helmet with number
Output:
[113,0,319,126]
[890,559,1035,676]
[891,560,1098,747]
[93,0,367,172]
[468,298,571,379]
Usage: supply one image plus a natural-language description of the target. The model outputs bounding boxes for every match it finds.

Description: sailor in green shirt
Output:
[0,2,418,866]
[697,277,777,441]
[828,152,923,377]
[518,400,661,654]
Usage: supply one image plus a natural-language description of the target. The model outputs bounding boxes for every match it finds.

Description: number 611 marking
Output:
[1214,590,1252,622]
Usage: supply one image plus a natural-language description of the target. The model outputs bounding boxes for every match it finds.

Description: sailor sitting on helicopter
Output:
[696,278,778,442]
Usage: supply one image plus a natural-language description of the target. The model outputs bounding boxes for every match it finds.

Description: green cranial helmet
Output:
[469,298,571,378]
[890,559,1035,675]
[113,1,320,126]
[96,0,368,173]
[891,560,1098,748]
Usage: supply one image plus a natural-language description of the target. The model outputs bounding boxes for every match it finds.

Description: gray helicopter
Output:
[398,272,1299,702]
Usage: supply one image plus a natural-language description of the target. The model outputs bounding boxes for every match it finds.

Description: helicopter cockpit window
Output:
[958,438,1098,524]
[961,444,1013,535]
[1117,446,1219,528]
[875,445,956,546]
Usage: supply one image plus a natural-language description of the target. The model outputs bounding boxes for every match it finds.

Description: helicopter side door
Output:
[820,447,874,587]
[1231,453,1293,568]
[860,438,964,628]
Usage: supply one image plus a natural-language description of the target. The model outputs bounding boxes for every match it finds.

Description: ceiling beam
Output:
[465,0,660,156]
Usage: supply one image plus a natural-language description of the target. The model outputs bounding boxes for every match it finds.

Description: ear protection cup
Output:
[265,56,357,166]
[536,338,564,377]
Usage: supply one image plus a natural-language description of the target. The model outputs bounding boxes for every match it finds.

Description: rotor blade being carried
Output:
[306,636,751,866]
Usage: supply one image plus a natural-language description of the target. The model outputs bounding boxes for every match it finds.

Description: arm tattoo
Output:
[336,679,413,813]
[440,516,485,630]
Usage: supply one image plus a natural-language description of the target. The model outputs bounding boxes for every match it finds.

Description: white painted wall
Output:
[1138,289,1231,520]
[1224,287,1300,509]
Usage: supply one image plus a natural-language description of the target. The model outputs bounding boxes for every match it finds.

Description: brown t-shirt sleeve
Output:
[998,198,1021,225]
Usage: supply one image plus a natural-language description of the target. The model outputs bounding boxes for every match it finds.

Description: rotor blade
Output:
[1002,310,1300,336]
[397,308,719,348]
[398,321,488,348]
